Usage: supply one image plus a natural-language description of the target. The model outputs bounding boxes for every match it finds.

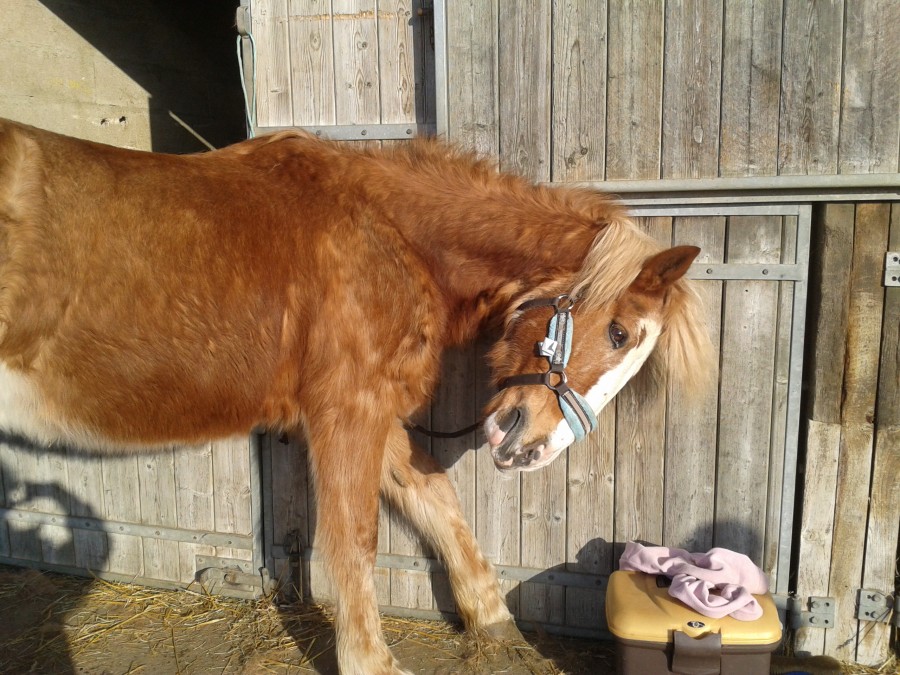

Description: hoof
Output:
[482,619,526,643]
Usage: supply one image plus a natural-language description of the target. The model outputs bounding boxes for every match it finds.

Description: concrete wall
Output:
[0,0,245,152]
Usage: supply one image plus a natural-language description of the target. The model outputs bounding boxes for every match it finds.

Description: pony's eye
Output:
[609,323,628,349]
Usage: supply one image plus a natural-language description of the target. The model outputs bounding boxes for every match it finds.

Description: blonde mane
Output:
[571,218,715,393]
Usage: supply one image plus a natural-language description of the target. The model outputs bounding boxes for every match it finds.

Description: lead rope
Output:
[406,420,483,439]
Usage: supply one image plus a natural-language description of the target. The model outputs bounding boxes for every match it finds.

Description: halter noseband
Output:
[499,295,598,441]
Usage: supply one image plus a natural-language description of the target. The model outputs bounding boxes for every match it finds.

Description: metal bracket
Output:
[856,589,894,624]
[195,555,273,600]
[235,5,251,36]
[789,596,835,629]
[885,252,900,287]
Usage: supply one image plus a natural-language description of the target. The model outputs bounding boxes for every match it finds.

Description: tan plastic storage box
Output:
[605,571,782,675]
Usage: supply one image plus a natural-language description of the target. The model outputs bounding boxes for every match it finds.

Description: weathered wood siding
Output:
[443,0,899,182]
[251,0,433,130]
[0,1,252,590]
[0,437,256,587]
[795,204,900,664]
[250,0,899,664]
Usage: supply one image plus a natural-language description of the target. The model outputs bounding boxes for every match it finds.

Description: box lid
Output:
[605,571,782,646]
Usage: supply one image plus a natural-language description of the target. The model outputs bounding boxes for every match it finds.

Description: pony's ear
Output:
[631,245,700,294]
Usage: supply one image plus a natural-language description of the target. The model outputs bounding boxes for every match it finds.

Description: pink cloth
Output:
[619,542,769,621]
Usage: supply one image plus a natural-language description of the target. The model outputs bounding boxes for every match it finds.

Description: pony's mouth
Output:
[486,408,553,471]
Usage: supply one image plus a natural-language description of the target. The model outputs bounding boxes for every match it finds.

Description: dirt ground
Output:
[0,565,894,674]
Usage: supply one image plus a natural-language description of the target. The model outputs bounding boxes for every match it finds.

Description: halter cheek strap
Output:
[499,296,598,441]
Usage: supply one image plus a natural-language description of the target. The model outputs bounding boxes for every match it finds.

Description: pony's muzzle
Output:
[486,407,539,470]
[491,440,546,471]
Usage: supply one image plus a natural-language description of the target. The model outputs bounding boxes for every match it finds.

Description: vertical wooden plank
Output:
[1,446,75,566]
[140,450,180,581]
[806,205,855,426]
[269,433,312,597]
[497,0,552,623]
[613,218,671,558]
[66,452,109,572]
[446,0,499,152]
[30,451,75,566]
[332,0,380,125]
[714,216,782,564]
[388,522,433,611]
[838,0,900,174]
[520,456,567,627]
[550,0,607,182]
[565,402,615,630]
[101,455,144,576]
[825,203,888,662]
[475,335,520,616]
[252,0,294,127]
[498,0,551,179]
[388,388,432,611]
[661,0,723,179]
[430,346,478,614]
[762,220,797,581]
[797,421,842,647]
[288,0,336,126]
[445,0,508,611]
[614,378,666,551]
[175,444,216,584]
[212,437,253,562]
[794,203,854,657]
[778,0,843,175]
[664,216,725,552]
[856,204,900,665]
[719,0,783,176]
[606,0,663,180]
[377,0,417,124]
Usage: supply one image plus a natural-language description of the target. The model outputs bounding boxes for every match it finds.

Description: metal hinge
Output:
[195,556,273,600]
[856,589,896,625]
[788,596,835,629]
[885,252,900,287]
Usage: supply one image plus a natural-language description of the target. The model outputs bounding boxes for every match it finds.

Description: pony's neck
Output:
[360,146,624,344]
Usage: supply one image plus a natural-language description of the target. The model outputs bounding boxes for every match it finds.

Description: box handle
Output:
[672,630,722,675]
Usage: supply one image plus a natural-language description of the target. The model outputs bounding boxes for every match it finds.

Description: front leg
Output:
[380,422,519,638]
[305,408,411,675]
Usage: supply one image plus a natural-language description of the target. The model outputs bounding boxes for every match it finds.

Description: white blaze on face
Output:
[548,319,662,451]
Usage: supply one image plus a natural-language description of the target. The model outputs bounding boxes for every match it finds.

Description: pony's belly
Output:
[0,362,106,449]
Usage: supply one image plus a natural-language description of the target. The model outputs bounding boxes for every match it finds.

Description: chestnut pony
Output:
[0,119,711,674]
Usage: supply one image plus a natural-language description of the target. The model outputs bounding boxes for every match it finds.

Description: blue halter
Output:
[499,295,598,441]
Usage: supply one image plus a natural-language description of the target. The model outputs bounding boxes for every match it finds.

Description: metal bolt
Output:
[762,269,769,275]
[360,129,367,136]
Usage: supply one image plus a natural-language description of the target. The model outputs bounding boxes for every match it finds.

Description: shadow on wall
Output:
[38,0,246,153]
[510,524,766,637]
[0,433,110,674]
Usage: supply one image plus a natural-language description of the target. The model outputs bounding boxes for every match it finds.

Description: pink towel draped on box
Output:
[618,542,770,621]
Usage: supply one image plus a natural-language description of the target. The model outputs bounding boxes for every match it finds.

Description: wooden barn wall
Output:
[0,1,253,590]
[794,203,899,665]
[249,0,899,663]
[445,0,899,182]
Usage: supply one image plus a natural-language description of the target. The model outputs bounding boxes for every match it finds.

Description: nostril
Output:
[523,444,544,465]
[498,408,521,433]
